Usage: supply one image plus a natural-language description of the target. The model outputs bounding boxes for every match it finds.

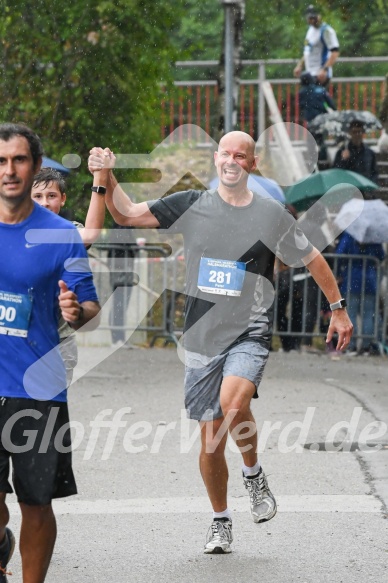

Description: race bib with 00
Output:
[0,290,33,338]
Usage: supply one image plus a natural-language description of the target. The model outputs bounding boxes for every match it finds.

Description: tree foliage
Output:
[172,0,388,78]
[1,0,387,217]
[0,0,182,218]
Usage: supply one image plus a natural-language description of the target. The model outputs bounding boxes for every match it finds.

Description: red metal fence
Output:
[161,79,385,141]
[161,57,388,142]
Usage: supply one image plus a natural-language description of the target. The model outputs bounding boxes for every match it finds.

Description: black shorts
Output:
[0,398,77,506]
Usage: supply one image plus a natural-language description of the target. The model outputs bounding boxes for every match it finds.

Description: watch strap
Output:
[91,186,107,195]
[330,298,347,311]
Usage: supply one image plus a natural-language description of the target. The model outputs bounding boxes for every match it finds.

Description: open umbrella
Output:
[308,110,382,137]
[285,169,379,212]
[42,156,70,175]
[208,175,285,203]
[334,198,388,244]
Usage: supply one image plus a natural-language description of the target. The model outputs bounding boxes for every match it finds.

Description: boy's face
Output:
[31,180,66,214]
[349,125,364,146]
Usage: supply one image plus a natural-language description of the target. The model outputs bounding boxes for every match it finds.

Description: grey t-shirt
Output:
[148,189,312,356]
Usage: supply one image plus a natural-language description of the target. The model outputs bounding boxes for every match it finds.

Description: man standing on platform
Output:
[294,5,340,86]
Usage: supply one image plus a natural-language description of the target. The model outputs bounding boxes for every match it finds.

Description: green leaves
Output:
[0,0,183,219]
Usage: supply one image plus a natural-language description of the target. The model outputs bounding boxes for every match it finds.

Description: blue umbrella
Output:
[42,156,70,175]
[208,175,285,203]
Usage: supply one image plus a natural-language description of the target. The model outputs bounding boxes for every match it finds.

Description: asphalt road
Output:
[6,348,388,582]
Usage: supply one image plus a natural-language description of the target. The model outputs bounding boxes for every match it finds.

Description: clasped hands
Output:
[88,147,116,174]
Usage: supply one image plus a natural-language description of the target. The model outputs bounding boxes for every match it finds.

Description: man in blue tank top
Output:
[294,5,340,86]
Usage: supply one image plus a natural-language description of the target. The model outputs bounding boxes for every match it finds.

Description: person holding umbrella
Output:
[334,195,387,355]
[333,120,379,183]
[335,228,384,356]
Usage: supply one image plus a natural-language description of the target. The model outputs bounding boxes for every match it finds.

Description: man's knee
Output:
[19,503,55,528]
[220,377,256,418]
[220,395,253,421]
[200,419,228,455]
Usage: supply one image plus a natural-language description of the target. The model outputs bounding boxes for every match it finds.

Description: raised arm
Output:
[88,147,160,228]
[303,249,353,351]
[79,186,107,247]
[293,56,304,78]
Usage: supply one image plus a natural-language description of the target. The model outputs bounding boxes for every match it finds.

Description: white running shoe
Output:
[204,518,233,554]
[243,468,277,523]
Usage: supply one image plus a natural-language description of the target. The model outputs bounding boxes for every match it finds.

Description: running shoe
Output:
[243,468,277,523]
[0,528,15,582]
[204,518,233,554]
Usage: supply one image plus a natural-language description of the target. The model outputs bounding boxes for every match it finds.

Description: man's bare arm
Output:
[317,49,340,84]
[81,188,107,246]
[73,300,101,331]
[88,147,160,228]
[324,49,339,69]
[58,280,101,331]
[303,249,353,351]
[293,56,304,77]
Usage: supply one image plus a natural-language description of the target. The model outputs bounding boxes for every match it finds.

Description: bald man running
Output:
[89,131,353,554]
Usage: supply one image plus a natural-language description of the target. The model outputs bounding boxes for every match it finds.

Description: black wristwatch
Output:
[330,298,347,311]
[91,186,106,195]
[74,305,84,324]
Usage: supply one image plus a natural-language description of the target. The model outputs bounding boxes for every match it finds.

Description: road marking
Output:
[7,495,382,515]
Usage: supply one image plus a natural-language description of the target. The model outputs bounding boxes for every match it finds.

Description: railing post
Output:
[258,61,266,139]
[224,2,234,133]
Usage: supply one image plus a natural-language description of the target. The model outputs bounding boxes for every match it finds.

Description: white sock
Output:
[213,508,232,521]
[242,462,261,477]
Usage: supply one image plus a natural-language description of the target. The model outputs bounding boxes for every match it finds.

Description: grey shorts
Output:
[59,335,78,387]
[184,340,269,421]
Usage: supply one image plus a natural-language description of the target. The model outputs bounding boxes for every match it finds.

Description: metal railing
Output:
[273,254,387,353]
[161,56,388,141]
[90,243,185,347]
[89,245,388,354]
